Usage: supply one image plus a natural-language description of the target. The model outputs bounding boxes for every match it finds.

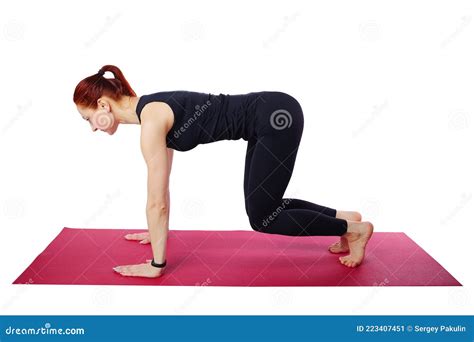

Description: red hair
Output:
[73,65,136,109]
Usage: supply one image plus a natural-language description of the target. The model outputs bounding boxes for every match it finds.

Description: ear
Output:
[97,98,110,111]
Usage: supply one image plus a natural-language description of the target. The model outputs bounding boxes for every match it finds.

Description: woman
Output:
[73,65,374,278]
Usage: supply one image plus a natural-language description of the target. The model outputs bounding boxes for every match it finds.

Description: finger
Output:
[139,239,151,244]
[124,234,135,240]
[125,233,147,240]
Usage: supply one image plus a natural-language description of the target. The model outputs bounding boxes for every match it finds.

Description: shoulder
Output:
[140,101,174,132]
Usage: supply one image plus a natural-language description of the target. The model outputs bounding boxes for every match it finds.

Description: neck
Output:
[111,95,141,124]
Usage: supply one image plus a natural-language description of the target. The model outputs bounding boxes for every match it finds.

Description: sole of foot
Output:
[338,221,374,268]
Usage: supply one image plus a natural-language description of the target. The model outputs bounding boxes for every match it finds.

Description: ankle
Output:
[343,221,361,236]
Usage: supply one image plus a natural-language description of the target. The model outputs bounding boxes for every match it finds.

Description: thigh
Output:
[245,131,302,224]
[244,137,257,214]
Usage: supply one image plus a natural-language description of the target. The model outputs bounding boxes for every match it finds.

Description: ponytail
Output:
[73,65,137,109]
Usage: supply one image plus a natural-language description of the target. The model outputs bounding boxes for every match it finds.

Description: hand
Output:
[124,232,150,244]
[113,259,164,278]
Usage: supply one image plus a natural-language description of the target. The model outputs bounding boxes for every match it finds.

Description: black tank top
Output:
[135,91,262,151]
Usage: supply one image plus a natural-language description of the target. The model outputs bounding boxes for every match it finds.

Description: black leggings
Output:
[244,92,348,236]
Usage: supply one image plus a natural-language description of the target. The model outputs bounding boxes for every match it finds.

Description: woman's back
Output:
[135,90,263,151]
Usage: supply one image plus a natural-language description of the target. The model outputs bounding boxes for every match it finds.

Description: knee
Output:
[247,207,282,233]
[247,211,261,231]
[247,209,266,232]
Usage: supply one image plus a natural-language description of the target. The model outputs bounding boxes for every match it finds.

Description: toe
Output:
[354,211,362,221]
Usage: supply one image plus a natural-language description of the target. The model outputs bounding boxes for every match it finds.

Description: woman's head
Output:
[73,65,136,135]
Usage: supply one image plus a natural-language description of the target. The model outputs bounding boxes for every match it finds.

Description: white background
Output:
[0,0,472,314]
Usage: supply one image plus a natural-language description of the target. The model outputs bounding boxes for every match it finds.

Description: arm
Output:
[140,106,174,265]
[165,147,173,223]
[122,147,173,245]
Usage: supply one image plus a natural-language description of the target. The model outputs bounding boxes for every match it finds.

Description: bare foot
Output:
[335,210,362,221]
[338,221,374,268]
[328,211,362,253]
[124,232,150,244]
[328,237,349,253]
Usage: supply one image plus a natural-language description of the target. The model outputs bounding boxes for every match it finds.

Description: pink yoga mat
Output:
[13,227,461,286]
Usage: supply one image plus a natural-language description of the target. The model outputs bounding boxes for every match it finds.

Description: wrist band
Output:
[150,258,167,268]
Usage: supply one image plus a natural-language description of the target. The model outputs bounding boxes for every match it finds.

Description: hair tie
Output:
[97,69,105,77]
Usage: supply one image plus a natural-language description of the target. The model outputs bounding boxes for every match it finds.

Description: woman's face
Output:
[77,102,119,135]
